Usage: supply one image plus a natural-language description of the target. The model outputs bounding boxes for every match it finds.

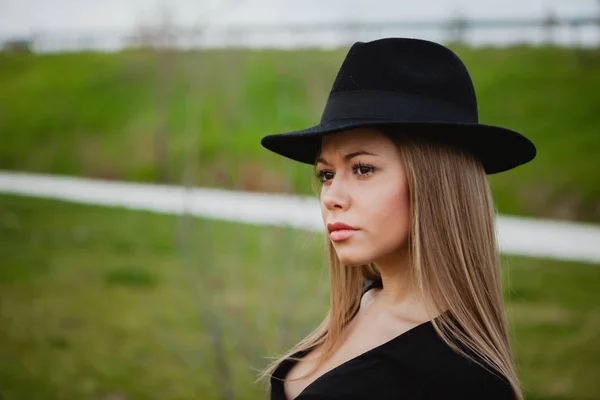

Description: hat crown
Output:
[326,38,478,122]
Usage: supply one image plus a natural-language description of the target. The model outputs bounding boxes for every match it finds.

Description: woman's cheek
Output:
[379,190,410,241]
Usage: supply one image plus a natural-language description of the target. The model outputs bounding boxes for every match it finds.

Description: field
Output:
[0,46,599,222]
[0,194,599,400]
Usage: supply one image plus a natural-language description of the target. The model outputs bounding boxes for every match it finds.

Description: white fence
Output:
[1,171,599,264]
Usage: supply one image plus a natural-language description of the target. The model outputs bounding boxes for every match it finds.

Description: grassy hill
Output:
[0,45,599,222]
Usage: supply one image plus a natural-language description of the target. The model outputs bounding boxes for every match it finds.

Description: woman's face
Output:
[317,127,411,267]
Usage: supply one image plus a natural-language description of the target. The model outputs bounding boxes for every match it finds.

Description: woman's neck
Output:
[372,250,436,321]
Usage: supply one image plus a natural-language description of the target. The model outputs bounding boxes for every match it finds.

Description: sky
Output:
[0,0,598,36]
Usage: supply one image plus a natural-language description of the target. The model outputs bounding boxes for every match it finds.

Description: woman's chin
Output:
[336,251,373,267]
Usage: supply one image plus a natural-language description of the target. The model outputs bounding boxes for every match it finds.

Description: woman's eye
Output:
[316,164,376,184]
[353,163,376,176]
[316,170,334,183]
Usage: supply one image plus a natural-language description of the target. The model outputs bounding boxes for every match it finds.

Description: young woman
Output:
[258,37,536,400]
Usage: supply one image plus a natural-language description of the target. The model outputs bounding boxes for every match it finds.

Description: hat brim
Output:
[260,119,536,174]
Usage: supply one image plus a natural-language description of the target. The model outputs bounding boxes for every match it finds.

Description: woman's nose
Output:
[321,177,350,211]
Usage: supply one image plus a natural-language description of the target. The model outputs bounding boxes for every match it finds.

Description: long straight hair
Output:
[256,128,521,399]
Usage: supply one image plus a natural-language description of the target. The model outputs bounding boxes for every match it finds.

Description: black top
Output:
[270,279,515,399]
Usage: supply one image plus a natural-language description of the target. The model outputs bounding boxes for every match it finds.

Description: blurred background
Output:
[0,0,599,399]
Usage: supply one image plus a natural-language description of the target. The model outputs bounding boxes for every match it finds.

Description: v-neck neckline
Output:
[289,314,442,399]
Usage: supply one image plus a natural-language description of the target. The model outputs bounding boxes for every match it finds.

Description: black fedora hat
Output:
[260,37,536,174]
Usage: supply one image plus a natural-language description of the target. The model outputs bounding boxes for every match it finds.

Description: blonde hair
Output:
[256,128,521,399]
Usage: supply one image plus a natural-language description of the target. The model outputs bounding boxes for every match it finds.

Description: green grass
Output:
[0,45,599,222]
[0,194,598,400]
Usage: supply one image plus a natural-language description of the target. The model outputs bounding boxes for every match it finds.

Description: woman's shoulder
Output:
[404,313,516,399]
[418,349,516,400]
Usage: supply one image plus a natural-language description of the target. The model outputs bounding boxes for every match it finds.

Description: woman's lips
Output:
[326,222,358,242]
[330,229,357,241]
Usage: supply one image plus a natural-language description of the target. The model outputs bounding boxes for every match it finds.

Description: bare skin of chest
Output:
[283,292,427,399]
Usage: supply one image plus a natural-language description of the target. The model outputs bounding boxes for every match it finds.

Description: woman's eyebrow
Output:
[316,150,378,165]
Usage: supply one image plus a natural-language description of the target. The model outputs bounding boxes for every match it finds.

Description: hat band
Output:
[320,90,477,124]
